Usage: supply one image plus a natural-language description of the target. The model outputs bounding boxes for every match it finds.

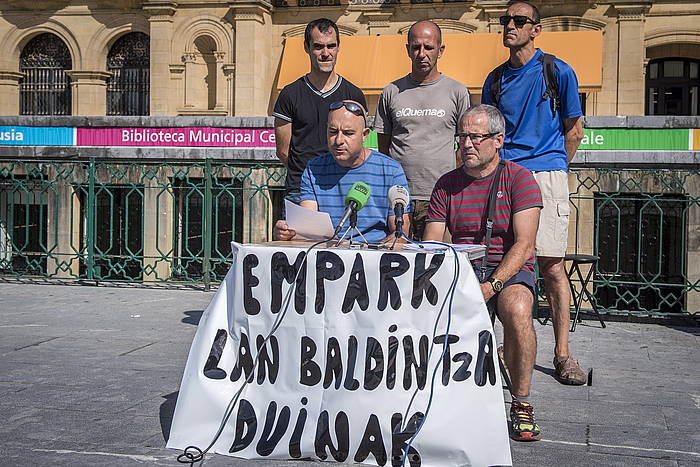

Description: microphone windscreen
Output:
[345,182,371,211]
[388,185,410,209]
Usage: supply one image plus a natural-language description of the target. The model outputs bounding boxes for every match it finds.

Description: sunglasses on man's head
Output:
[329,101,367,123]
[499,15,538,27]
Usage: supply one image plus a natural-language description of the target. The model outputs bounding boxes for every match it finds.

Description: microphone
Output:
[334,182,371,235]
[388,185,410,238]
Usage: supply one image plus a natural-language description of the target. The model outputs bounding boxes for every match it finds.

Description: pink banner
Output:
[76,127,276,148]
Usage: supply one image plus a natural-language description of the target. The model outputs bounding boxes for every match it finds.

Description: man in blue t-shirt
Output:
[274,100,411,243]
[482,1,587,387]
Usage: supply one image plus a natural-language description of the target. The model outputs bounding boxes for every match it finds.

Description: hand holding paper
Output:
[284,200,335,240]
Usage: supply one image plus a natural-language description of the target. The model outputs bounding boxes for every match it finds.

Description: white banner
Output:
[167,243,512,467]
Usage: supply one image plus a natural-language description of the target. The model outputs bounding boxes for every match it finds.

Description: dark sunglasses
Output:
[329,101,367,123]
[499,15,538,27]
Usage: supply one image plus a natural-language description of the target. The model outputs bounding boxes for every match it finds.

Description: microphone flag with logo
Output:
[334,182,371,235]
[388,185,410,237]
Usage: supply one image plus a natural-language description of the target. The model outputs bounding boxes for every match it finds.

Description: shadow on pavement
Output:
[182,310,203,326]
[160,391,179,442]
[662,323,700,336]
[533,364,556,378]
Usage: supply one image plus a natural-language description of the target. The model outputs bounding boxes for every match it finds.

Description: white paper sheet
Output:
[284,199,335,240]
[402,242,486,259]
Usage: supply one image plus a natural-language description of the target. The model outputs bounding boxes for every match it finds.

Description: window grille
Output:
[594,193,687,313]
[19,33,72,116]
[107,32,150,116]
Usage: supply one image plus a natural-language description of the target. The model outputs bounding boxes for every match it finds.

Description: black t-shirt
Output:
[273,75,367,192]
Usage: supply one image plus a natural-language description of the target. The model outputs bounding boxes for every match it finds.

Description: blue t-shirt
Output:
[481,49,583,172]
[300,150,410,242]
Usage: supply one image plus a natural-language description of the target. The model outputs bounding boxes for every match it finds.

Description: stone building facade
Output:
[0,0,699,118]
[0,1,698,314]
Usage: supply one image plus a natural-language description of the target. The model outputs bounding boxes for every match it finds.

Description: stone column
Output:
[169,64,185,110]
[230,0,272,116]
[613,3,651,116]
[214,51,227,111]
[0,71,24,115]
[142,167,174,281]
[0,181,10,267]
[242,168,271,243]
[145,2,177,116]
[181,52,198,109]
[45,165,81,278]
[65,71,112,115]
[686,173,700,313]
[223,63,236,116]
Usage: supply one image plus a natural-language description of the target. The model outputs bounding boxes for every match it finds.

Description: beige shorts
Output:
[533,170,570,258]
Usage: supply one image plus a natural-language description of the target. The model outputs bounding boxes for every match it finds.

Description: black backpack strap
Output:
[538,53,561,119]
[478,159,506,282]
[488,62,508,108]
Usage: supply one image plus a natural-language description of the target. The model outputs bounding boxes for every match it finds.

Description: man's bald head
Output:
[407,20,442,46]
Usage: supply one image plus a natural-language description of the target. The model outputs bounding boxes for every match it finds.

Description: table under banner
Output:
[167,242,512,467]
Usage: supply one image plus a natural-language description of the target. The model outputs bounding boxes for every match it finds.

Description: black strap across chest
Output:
[478,160,506,282]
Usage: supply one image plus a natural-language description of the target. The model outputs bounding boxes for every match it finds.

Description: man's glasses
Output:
[499,15,538,27]
[456,132,500,145]
[329,101,367,124]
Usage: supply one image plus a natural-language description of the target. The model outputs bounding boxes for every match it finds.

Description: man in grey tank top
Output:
[373,20,470,240]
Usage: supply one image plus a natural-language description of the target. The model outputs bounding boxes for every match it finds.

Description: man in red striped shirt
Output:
[424,104,543,441]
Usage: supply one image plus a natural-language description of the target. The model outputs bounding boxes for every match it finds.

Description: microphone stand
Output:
[335,211,370,246]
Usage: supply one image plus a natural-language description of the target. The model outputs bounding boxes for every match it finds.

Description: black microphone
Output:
[388,185,410,238]
[334,182,372,235]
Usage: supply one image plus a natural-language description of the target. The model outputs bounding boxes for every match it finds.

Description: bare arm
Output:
[480,207,540,302]
[377,133,391,157]
[423,221,446,242]
[563,116,584,164]
[274,117,292,166]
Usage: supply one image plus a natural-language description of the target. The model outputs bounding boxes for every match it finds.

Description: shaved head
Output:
[408,20,442,46]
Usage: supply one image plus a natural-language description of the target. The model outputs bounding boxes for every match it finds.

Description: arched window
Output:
[646,58,699,115]
[107,32,150,116]
[19,33,72,115]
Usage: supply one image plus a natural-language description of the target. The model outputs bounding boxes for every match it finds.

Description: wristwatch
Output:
[489,278,504,293]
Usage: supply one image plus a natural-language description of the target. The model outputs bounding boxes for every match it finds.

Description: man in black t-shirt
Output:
[273,18,367,203]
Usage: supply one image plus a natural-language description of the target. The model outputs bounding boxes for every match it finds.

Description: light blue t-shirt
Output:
[300,150,410,242]
[482,49,583,172]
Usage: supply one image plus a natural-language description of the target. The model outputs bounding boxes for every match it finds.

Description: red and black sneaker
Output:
[510,400,541,441]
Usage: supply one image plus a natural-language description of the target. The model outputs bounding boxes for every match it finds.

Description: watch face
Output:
[491,279,503,292]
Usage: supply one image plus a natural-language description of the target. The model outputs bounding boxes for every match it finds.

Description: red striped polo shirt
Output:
[427,160,543,271]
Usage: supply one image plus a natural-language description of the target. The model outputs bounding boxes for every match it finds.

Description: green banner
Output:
[579,128,690,150]
[364,128,693,151]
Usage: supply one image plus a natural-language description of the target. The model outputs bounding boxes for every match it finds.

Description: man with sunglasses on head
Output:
[424,105,543,441]
[481,1,587,387]
[274,100,410,243]
[273,18,367,208]
[373,20,470,241]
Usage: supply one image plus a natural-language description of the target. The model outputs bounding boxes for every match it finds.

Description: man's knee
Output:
[538,256,566,280]
[496,285,534,329]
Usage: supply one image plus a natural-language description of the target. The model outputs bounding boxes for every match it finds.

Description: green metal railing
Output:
[1,159,698,316]
[565,167,698,317]
[0,158,285,290]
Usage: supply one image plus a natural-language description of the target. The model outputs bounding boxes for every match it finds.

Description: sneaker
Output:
[509,400,541,441]
[553,356,587,386]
